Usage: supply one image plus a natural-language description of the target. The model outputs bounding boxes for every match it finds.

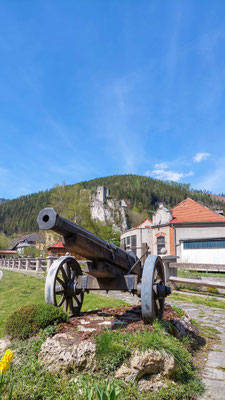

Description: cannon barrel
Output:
[37,208,141,275]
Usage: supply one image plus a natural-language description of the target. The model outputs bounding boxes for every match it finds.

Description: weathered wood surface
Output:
[37,208,142,276]
[84,261,124,278]
[76,274,139,291]
[169,263,225,272]
[169,276,225,289]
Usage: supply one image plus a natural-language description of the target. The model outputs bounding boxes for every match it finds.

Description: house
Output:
[121,198,225,264]
[152,198,225,264]
[9,233,45,255]
[47,241,81,258]
[151,204,174,255]
[120,218,153,258]
[0,250,17,259]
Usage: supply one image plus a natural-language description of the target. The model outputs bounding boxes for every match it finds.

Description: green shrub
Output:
[5,304,69,340]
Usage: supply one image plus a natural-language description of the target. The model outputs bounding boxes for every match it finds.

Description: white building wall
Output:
[152,226,171,255]
[153,204,172,225]
[120,227,152,259]
[175,225,225,263]
[181,245,225,264]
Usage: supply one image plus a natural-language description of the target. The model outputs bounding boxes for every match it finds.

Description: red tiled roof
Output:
[170,198,225,224]
[0,250,17,254]
[135,218,153,228]
[48,241,64,249]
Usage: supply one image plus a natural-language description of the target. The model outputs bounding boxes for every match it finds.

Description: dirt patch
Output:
[59,304,178,340]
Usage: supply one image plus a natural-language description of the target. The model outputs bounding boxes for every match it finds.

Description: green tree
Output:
[0,233,10,250]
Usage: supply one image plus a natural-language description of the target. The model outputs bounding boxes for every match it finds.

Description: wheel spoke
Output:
[66,264,71,280]
[158,299,164,320]
[58,294,66,307]
[61,265,69,283]
[71,270,77,280]
[68,297,73,313]
[55,288,64,295]
[56,277,66,288]
[64,297,69,312]
[73,294,81,307]
[155,299,160,312]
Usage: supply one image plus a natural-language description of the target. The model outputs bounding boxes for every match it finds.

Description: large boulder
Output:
[115,349,176,391]
[38,333,96,373]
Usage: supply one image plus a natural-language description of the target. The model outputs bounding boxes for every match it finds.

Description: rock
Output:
[77,326,96,332]
[88,316,106,321]
[169,316,199,339]
[0,338,11,356]
[38,333,96,373]
[90,192,128,231]
[138,374,167,391]
[115,349,176,388]
[111,320,127,329]
[78,319,90,325]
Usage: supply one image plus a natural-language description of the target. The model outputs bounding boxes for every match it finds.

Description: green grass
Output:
[176,269,225,295]
[0,270,126,338]
[96,321,195,381]
[171,305,185,317]
[170,292,225,310]
[0,271,204,400]
[0,323,204,400]
[178,269,225,279]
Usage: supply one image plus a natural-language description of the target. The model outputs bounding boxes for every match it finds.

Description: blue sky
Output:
[1,0,225,199]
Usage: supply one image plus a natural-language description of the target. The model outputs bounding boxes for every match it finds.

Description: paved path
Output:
[98,290,225,400]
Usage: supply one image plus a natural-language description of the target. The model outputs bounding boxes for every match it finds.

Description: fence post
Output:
[25,257,32,271]
[46,256,58,273]
[36,257,42,272]
[162,255,178,284]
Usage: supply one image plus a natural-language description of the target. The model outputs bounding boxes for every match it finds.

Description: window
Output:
[131,235,137,255]
[126,237,130,246]
[121,235,137,255]
[157,235,165,254]
[120,238,126,249]
[183,240,225,249]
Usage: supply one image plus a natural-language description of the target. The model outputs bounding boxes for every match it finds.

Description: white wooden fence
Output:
[162,256,225,290]
[0,256,58,273]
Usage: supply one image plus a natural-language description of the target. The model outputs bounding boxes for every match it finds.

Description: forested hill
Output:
[1,174,225,236]
[79,175,221,212]
[0,191,51,235]
[0,198,7,204]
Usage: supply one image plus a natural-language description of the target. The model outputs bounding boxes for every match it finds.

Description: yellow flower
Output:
[0,349,14,375]
[2,349,14,363]
[0,361,9,374]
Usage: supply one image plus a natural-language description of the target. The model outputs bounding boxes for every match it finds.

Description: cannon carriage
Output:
[37,208,171,323]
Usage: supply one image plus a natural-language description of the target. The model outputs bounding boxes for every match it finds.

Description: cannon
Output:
[37,208,171,323]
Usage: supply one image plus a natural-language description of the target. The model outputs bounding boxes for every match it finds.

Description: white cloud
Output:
[150,168,194,182]
[154,163,168,169]
[186,171,194,177]
[193,153,211,163]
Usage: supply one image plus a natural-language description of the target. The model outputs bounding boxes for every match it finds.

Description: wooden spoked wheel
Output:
[141,255,167,324]
[45,256,84,317]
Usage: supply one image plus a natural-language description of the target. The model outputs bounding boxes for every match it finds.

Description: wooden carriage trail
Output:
[99,290,225,400]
